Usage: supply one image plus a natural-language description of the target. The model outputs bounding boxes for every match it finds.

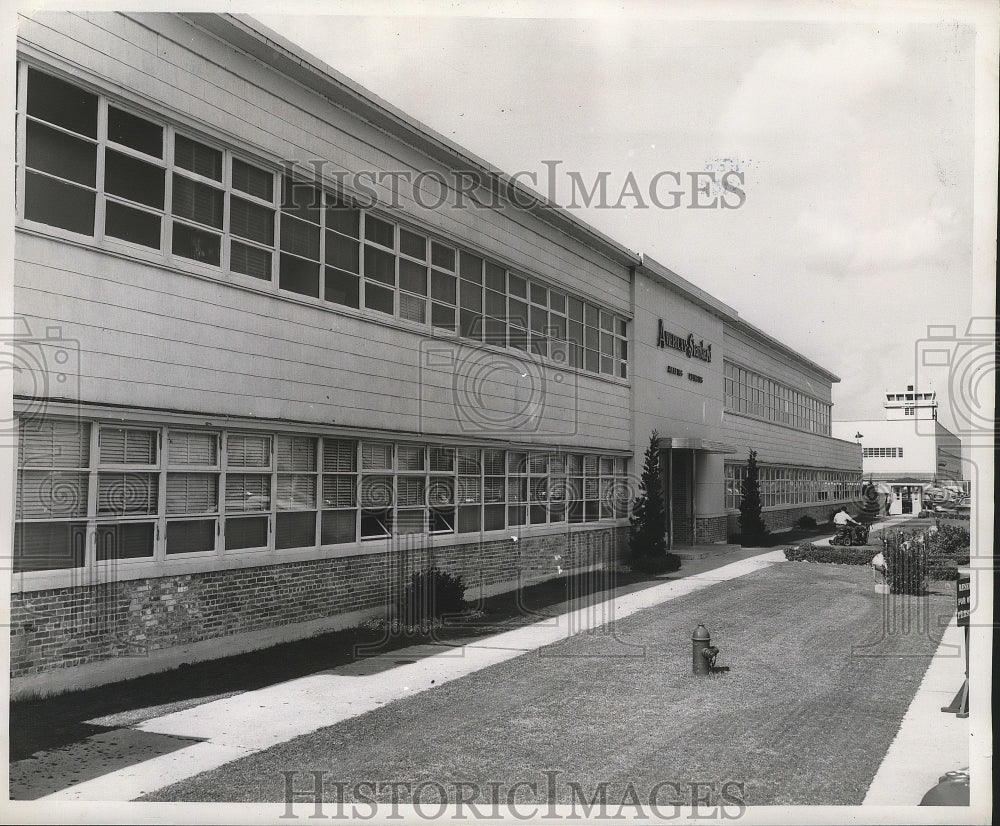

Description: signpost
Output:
[941,572,970,718]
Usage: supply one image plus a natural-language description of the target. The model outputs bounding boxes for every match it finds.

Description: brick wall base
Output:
[726,502,853,538]
[694,516,729,545]
[10,526,627,698]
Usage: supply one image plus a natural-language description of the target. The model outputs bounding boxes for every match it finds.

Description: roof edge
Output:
[177,12,641,270]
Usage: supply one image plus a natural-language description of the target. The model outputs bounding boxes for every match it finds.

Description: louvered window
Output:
[165,431,219,555]
[320,437,357,544]
[95,425,158,558]
[99,427,157,465]
[224,433,271,550]
[362,441,393,471]
[14,420,90,571]
[274,436,317,550]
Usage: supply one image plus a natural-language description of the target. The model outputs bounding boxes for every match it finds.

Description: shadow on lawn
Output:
[10,567,662,761]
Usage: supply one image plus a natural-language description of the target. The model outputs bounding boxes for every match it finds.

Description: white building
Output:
[10,11,861,696]
[832,384,965,515]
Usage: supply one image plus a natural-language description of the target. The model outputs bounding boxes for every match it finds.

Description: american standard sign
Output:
[656,319,712,362]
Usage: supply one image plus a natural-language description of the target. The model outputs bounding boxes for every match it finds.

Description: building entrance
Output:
[668,449,695,546]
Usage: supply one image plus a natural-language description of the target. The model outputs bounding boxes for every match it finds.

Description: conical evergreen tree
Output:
[859,478,881,523]
[738,449,768,545]
[629,430,680,573]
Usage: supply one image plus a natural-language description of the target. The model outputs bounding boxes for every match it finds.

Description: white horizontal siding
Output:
[723,327,834,404]
[15,234,630,449]
[718,412,860,471]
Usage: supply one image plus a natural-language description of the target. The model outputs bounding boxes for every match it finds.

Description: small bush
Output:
[795,515,818,530]
[396,568,467,627]
[783,543,875,565]
[930,525,970,556]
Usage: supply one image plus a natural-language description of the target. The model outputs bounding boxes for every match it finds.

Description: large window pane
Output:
[325,268,359,308]
[364,247,396,286]
[279,254,320,297]
[230,197,274,245]
[26,121,96,186]
[108,107,163,158]
[231,242,272,280]
[399,228,425,259]
[321,510,355,544]
[17,471,88,518]
[95,522,155,560]
[326,206,359,238]
[399,259,427,295]
[174,134,222,181]
[365,283,394,315]
[172,222,220,266]
[225,473,270,512]
[326,232,359,273]
[231,158,273,201]
[105,202,161,249]
[106,150,164,208]
[13,522,87,571]
[27,68,97,137]
[166,473,218,514]
[172,175,223,228]
[166,519,215,554]
[280,215,319,258]
[97,472,158,516]
[225,515,267,550]
[24,172,95,235]
[276,511,316,549]
[364,215,394,247]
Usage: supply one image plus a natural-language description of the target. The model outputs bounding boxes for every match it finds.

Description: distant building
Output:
[832,384,965,515]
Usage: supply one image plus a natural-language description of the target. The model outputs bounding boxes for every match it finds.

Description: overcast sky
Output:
[253,2,995,436]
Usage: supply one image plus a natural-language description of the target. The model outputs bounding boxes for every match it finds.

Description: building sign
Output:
[656,319,712,362]
[957,573,970,627]
[667,365,683,376]
[687,373,703,383]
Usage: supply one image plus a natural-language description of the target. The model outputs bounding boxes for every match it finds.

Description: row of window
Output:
[16,64,629,378]
[723,361,832,436]
[863,447,904,458]
[724,464,862,510]
[13,418,630,573]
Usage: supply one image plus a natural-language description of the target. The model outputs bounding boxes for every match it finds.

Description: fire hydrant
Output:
[692,624,711,676]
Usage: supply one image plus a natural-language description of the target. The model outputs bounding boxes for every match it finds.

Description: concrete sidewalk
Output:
[863,616,969,804]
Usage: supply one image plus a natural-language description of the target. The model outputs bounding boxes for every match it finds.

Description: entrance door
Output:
[901,486,913,514]
[668,449,695,545]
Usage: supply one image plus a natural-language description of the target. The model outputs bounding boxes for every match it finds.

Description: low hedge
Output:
[783,543,877,565]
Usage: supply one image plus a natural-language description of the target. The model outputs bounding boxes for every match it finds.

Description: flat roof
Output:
[180,13,641,271]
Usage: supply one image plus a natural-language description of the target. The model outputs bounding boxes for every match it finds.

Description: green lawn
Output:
[142,561,955,807]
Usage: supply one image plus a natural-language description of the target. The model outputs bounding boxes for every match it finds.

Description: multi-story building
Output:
[832,384,966,515]
[9,12,861,697]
